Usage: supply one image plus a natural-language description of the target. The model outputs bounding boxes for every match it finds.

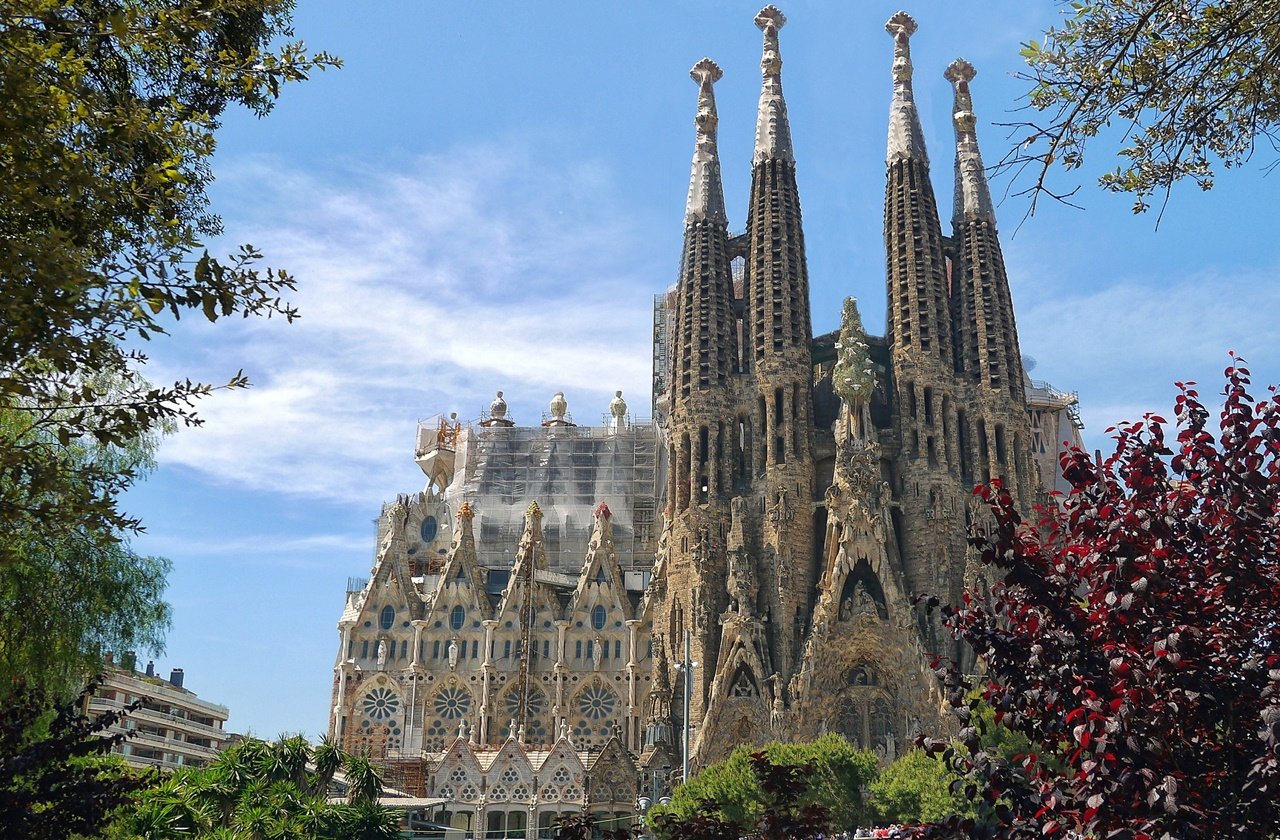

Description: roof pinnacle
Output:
[753,5,794,165]
[945,58,995,224]
[685,58,727,224]
[885,11,928,165]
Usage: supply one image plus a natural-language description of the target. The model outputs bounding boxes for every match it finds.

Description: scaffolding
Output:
[445,420,661,575]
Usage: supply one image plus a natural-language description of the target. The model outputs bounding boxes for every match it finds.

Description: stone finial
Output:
[609,390,627,419]
[885,11,918,40]
[457,501,475,521]
[753,6,794,165]
[526,500,542,520]
[885,11,928,165]
[945,58,977,133]
[945,58,995,225]
[549,391,567,421]
[595,502,612,519]
[490,391,508,420]
[756,5,786,70]
[685,58,727,224]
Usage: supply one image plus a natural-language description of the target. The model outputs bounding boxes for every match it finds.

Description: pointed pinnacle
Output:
[946,58,995,225]
[686,58,727,223]
[885,11,927,165]
[753,5,793,165]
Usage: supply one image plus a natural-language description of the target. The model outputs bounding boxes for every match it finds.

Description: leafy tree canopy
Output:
[0,396,170,697]
[1011,0,1280,216]
[109,735,400,839]
[0,677,152,840]
[870,749,975,826]
[648,735,880,838]
[921,358,1280,838]
[0,0,338,564]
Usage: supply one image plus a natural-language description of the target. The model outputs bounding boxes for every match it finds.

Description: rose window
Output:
[449,767,468,784]
[361,687,400,721]
[505,687,547,718]
[500,767,521,785]
[434,687,472,720]
[577,685,616,720]
[551,766,571,784]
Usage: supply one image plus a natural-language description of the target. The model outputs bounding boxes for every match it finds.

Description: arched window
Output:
[379,605,395,630]
[450,605,465,631]
[591,604,606,630]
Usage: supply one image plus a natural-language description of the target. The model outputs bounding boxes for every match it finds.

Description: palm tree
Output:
[340,802,402,840]
[341,755,385,806]
[310,736,344,798]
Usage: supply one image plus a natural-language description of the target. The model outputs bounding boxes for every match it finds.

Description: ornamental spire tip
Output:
[753,5,793,164]
[685,58,727,223]
[885,10,927,165]
[947,58,995,225]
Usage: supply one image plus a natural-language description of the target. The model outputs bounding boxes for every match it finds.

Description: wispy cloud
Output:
[1013,260,1280,450]
[145,144,661,505]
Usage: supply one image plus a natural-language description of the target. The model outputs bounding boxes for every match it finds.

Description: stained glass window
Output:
[361,687,400,721]
[434,687,472,719]
[577,685,616,720]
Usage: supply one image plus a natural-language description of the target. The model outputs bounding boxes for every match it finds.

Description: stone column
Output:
[411,620,427,667]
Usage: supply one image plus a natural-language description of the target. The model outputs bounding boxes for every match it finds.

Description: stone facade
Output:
[328,7,1085,836]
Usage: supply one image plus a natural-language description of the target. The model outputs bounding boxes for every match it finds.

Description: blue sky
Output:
[122,2,1280,738]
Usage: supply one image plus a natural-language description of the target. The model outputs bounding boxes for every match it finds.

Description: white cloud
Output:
[146,144,661,504]
[1013,260,1280,450]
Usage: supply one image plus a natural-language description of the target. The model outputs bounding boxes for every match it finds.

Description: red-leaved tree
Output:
[920,358,1280,839]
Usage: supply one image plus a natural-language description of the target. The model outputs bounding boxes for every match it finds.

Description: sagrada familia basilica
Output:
[328,8,1084,836]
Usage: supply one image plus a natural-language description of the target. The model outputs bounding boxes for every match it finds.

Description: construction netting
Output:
[444,420,663,579]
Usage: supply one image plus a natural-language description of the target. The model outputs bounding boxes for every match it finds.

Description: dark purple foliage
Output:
[919,359,1280,839]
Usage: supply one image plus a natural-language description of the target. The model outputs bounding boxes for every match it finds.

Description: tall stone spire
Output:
[671,57,737,405]
[743,4,814,693]
[881,12,964,614]
[885,11,928,165]
[945,59,1032,507]
[753,6,793,165]
[686,58,727,224]
[946,59,995,225]
[882,10,951,367]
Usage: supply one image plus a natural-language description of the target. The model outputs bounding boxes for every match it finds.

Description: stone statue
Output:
[839,597,853,622]
[609,390,627,424]
[376,639,387,668]
[549,391,568,422]
[592,637,603,670]
[771,695,785,731]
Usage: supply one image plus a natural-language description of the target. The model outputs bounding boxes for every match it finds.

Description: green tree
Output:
[1010,0,1280,215]
[113,735,400,839]
[0,677,153,840]
[648,735,880,837]
[870,749,974,825]
[0,391,171,696]
[0,0,338,564]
